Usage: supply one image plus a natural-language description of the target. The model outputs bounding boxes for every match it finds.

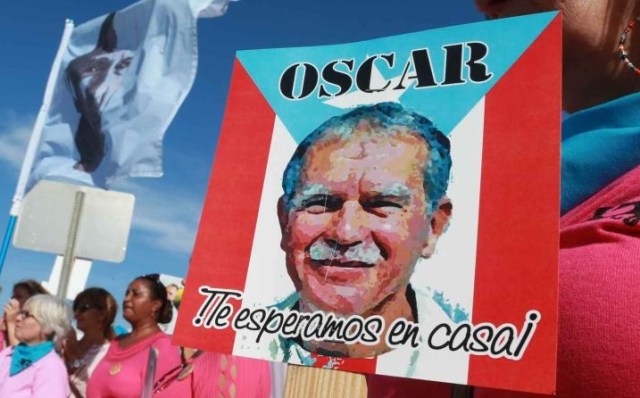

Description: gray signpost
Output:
[13,180,135,299]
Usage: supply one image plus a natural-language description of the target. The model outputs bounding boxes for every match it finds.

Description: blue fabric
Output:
[9,341,55,376]
[562,92,640,214]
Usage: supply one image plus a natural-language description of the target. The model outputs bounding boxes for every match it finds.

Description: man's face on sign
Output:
[279,121,447,317]
[67,49,133,117]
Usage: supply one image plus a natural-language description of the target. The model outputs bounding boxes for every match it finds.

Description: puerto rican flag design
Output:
[175,12,560,394]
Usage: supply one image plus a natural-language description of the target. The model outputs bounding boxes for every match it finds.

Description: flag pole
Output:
[12,19,74,211]
[0,216,17,276]
[0,19,74,277]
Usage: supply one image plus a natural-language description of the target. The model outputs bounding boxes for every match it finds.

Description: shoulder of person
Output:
[34,350,67,373]
[150,332,177,350]
[0,345,14,359]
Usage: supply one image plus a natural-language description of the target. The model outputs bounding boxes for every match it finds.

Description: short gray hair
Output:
[25,294,72,347]
[282,102,451,214]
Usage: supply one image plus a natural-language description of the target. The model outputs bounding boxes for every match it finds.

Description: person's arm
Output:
[62,328,82,371]
[3,299,19,347]
[153,335,183,379]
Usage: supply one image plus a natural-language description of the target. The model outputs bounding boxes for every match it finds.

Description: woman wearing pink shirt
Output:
[0,294,72,398]
[1,280,48,349]
[86,274,183,398]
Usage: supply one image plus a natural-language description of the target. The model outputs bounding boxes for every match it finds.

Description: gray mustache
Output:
[309,240,383,265]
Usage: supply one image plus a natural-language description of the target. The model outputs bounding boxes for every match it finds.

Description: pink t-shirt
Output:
[0,346,70,398]
[86,332,181,398]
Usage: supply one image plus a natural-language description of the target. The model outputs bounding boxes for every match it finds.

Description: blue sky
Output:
[0,1,483,325]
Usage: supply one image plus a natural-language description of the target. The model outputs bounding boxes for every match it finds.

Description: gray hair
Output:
[25,294,72,347]
[282,102,451,214]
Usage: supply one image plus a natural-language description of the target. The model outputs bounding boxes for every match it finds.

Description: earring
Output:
[619,16,640,76]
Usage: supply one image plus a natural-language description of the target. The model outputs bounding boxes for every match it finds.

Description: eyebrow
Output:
[290,182,414,208]
[371,183,412,197]
[290,184,333,209]
[298,184,331,197]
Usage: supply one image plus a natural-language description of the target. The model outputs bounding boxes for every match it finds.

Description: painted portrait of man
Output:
[276,102,454,358]
[176,16,560,389]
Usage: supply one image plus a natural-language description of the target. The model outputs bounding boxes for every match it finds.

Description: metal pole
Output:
[58,191,85,300]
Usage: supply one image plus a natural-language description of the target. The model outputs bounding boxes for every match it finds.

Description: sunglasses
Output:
[73,302,95,313]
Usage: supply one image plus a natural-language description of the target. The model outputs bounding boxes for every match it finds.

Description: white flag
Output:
[13,0,233,212]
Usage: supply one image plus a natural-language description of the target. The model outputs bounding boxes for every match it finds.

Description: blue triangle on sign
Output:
[237,12,557,142]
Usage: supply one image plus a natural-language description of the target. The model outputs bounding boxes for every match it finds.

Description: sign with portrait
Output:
[175,12,561,394]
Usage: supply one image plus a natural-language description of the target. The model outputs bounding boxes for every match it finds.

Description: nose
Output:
[327,200,369,246]
[123,291,133,304]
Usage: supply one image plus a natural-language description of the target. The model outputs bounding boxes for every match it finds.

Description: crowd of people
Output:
[0,278,272,398]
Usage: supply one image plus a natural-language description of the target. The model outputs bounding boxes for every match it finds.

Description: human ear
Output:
[421,198,452,258]
[151,299,162,316]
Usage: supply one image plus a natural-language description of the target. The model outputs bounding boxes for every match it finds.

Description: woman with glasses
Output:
[65,288,117,398]
[0,294,72,397]
[86,275,183,398]
[1,279,48,349]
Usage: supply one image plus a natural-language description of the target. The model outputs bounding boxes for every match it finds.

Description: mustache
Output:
[309,240,384,265]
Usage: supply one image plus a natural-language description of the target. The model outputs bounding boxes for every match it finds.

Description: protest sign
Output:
[175,13,560,393]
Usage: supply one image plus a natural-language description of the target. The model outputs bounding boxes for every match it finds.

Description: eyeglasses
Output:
[73,302,94,313]
[17,309,37,320]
